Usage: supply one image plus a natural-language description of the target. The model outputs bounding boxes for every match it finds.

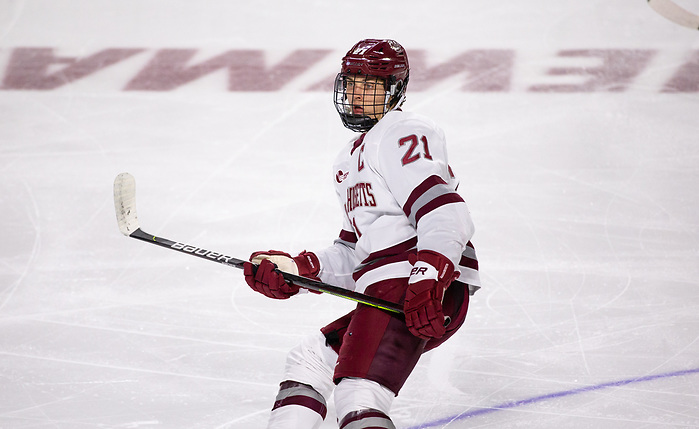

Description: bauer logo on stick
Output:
[170,242,235,263]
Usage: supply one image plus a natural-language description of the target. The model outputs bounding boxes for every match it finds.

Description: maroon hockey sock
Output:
[339,408,396,429]
[272,380,327,420]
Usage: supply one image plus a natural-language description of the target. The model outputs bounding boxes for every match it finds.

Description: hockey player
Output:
[243,39,481,429]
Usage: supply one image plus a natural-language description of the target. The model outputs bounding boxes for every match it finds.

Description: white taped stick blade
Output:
[114,173,139,235]
[648,0,699,30]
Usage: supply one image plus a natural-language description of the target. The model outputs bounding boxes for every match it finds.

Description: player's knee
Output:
[334,377,396,426]
[283,331,338,399]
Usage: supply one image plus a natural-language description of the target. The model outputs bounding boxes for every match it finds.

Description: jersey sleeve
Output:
[314,228,361,290]
[372,116,475,266]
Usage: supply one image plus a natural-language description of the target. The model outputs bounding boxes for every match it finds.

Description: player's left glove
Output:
[404,250,459,339]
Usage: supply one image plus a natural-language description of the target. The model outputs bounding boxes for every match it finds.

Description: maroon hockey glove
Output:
[404,250,458,339]
[244,258,297,299]
[249,250,320,280]
[243,250,320,299]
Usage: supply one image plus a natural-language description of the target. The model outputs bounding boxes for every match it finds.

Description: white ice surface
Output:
[1,1,698,428]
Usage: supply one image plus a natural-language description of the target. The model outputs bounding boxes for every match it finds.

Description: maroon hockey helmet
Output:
[333,39,410,132]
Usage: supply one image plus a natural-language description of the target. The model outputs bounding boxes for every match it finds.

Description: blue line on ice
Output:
[405,367,699,428]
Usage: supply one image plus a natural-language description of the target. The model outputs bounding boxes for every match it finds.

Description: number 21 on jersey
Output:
[399,134,433,166]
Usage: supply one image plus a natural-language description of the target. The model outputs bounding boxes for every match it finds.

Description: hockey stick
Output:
[113,172,403,315]
[648,0,699,30]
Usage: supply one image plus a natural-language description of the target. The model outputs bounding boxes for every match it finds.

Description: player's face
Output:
[345,75,386,121]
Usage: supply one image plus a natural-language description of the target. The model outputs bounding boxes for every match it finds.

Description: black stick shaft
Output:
[128,228,404,315]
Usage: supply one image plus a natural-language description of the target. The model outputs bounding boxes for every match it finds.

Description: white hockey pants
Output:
[267,331,396,428]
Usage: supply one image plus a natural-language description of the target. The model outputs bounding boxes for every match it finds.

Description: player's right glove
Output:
[243,250,320,300]
[404,250,459,339]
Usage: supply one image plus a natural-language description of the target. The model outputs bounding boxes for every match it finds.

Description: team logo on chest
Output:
[336,170,349,183]
[344,182,377,214]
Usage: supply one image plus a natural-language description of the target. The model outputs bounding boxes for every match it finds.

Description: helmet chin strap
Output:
[383,83,406,114]
[383,90,392,115]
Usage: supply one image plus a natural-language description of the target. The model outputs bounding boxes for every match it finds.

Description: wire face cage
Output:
[333,73,401,132]
[334,73,386,132]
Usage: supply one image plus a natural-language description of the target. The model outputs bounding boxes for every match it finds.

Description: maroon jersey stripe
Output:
[352,252,414,282]
[413,192,464,225]
[359,236,418,265]
[460,255,479,270]
[402,174,447,218]
[338,229,358,243]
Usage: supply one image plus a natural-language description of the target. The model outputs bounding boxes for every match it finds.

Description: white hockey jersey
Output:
[315,110,481,295]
